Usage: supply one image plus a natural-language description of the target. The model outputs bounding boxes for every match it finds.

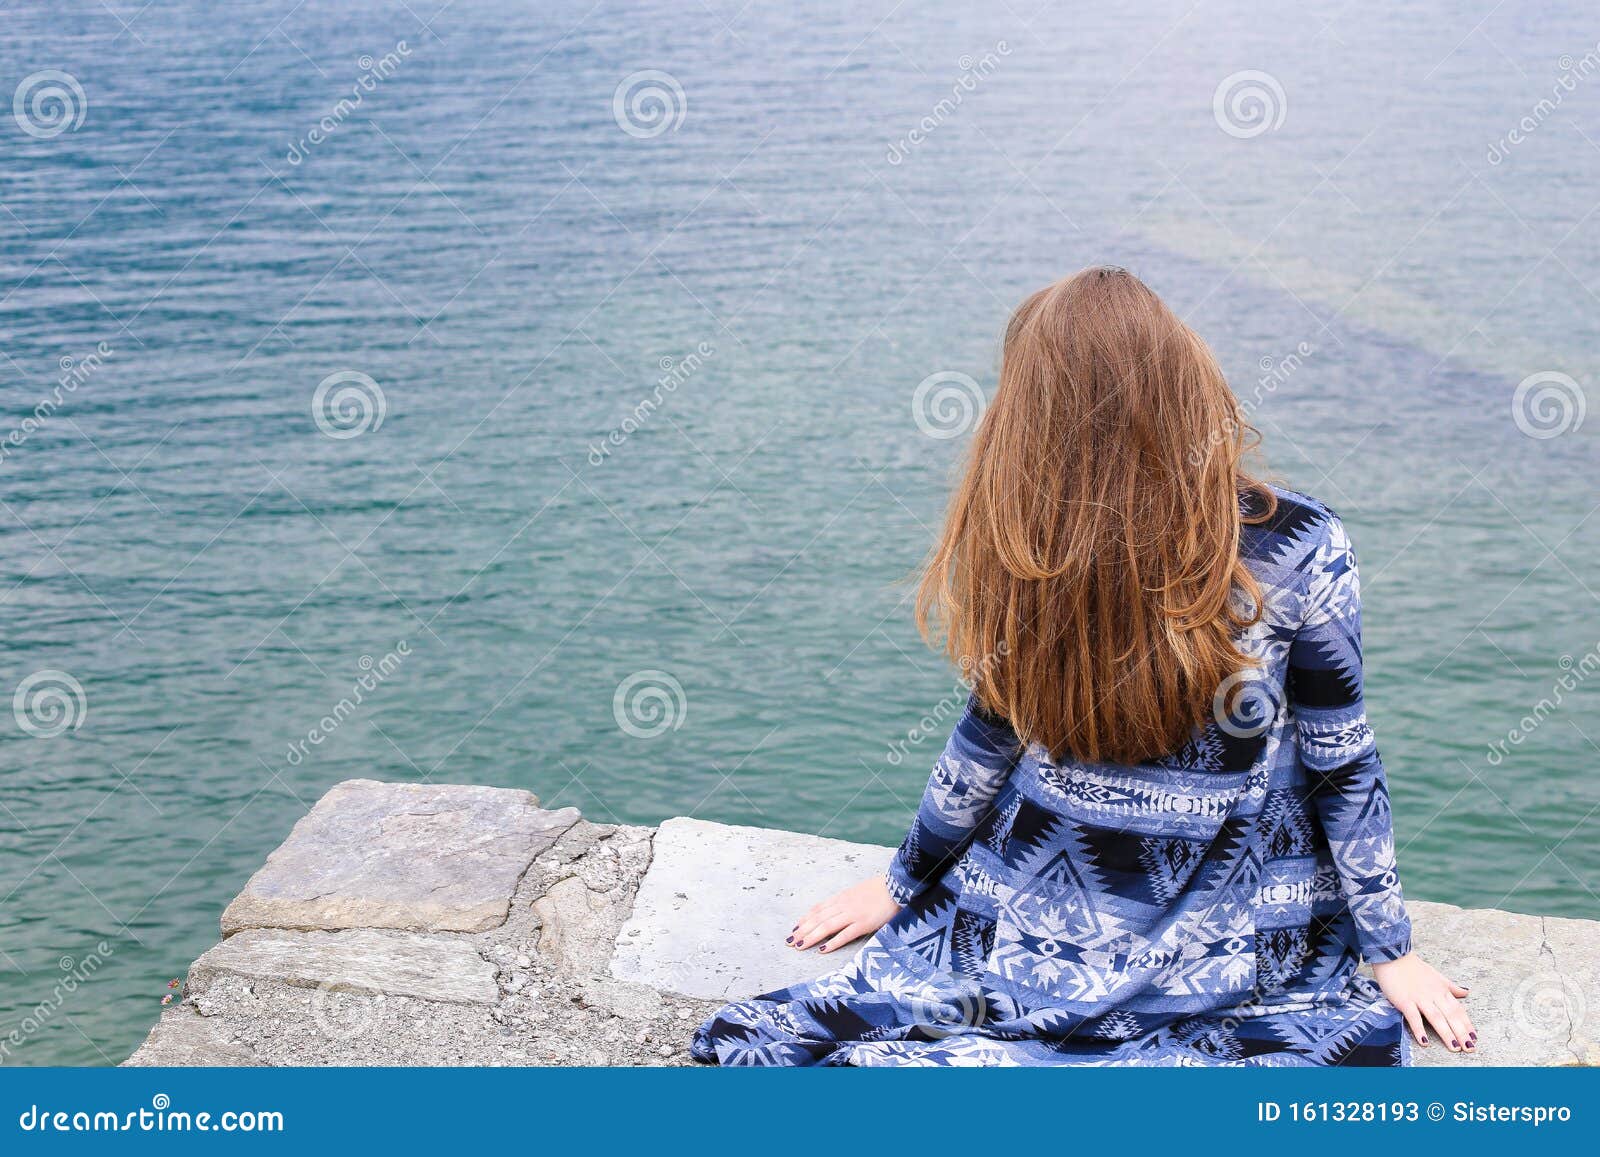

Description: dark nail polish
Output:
[1450,1039,1460,1049]
[785,936,793,944]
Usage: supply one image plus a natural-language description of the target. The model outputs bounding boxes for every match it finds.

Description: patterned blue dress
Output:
[692,488,1413,1066]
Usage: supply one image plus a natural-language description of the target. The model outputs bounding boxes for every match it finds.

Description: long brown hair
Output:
[916,266,1276,765]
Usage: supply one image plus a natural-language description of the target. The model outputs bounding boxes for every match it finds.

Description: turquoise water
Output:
[2,0,1597,1065]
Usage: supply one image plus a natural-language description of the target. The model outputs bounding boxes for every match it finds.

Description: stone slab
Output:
[1541,912,1600,1064]
[534,874,624,977]
[189,927,499,1005]
[609,817,895,999]
[220,779,578,934]
[1407,900,1599,1066]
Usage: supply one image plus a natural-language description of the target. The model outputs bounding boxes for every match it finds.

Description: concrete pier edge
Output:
[125,778,1599,1067]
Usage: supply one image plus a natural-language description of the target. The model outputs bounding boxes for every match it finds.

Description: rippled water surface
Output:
[3,0,1598,1064]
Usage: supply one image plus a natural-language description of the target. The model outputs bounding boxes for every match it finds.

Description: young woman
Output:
[691,267,1473,1067]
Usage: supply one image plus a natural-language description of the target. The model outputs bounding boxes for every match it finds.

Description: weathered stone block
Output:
[533,875,618,977]
[189,927,499,1005]
[1408,900,1599,1066]
[609,817,895,1000]
[220,779,578,934]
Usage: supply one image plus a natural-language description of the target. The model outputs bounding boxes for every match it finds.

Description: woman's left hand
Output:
[788,876,900,953]
[1371,953,1475,1052]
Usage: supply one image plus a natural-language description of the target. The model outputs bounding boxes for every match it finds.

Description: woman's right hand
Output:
[788,876,901,953]
[1371,952,1475,1051]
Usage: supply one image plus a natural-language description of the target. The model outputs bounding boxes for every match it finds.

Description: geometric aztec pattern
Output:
[692,488,1412,1067]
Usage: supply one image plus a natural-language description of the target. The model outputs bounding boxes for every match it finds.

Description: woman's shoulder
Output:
[1242,483,1351,567]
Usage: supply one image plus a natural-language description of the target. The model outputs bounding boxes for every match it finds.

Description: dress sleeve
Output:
[885,694,1021,905]
[1289,512,1414,963]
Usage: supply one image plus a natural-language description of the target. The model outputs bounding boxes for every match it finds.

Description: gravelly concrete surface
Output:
[128,779,1598,1067]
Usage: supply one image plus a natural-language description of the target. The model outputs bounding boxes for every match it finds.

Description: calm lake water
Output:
[3,0,1597,1065]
